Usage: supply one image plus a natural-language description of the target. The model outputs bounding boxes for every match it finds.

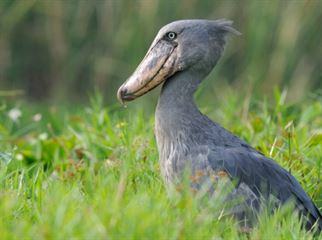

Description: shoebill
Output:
[117,19,322,232]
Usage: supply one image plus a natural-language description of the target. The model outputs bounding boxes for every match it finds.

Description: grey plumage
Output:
[117,19,322,232]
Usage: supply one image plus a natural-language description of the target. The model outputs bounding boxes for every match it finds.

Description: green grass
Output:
[0,91,322,239]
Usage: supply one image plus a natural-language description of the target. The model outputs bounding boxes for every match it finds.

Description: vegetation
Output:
[0,0,321,102]
[1,90,322,239]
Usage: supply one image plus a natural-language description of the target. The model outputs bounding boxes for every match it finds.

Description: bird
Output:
[117,19,322,232]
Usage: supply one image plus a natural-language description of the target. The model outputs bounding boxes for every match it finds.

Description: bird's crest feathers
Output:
[213,19,242,36]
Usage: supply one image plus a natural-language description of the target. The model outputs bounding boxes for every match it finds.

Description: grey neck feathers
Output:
[157,70,204,112]
[155,69,207,137]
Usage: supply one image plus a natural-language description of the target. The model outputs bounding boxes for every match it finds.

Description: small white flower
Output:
[33,113,42,122]
[38,132,48,141]
[15,153,24,161]
[8,108,22,122]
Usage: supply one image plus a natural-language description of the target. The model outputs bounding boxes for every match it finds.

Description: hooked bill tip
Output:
[117,86,126,105]
[117,85,137,105]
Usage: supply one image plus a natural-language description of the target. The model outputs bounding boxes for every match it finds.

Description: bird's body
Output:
[117,19,322,232]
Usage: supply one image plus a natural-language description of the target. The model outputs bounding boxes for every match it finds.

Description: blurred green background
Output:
[0,0,321,104]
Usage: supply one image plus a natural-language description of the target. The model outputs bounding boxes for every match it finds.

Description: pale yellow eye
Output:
[166,32,177,40]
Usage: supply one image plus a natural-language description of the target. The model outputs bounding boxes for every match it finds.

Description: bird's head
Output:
[117,19,240,103]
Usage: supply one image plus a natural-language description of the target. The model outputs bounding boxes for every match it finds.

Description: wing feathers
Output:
[206,146,322,231]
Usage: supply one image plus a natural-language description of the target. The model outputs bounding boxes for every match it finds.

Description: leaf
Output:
[305,130,322,147]
[0,152,13,164]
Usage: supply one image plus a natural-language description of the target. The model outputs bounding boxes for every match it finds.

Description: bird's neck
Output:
[155,70,206,137]
[157,70,203,113]
[155,70,207,183]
